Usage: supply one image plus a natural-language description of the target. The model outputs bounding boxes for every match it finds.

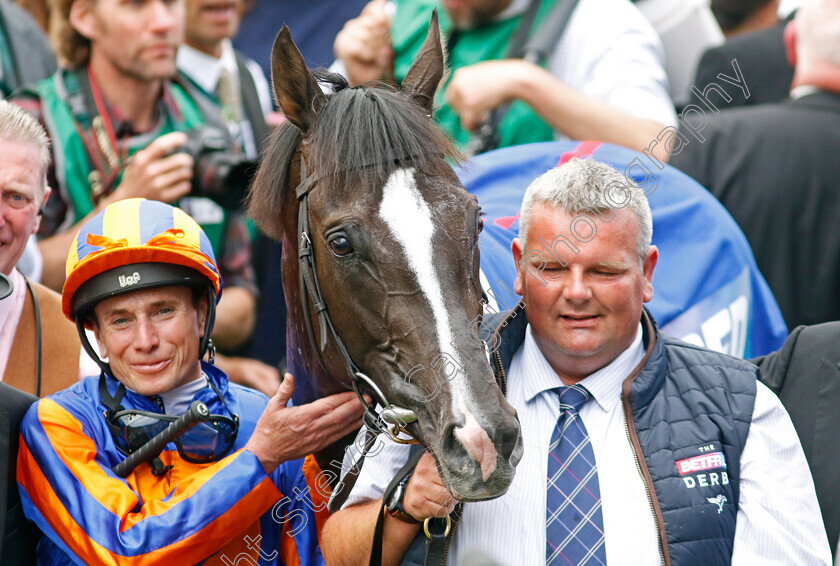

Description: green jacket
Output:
[391,0,557,150]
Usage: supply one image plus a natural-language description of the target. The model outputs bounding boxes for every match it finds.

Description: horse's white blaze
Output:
[380,168,493,469]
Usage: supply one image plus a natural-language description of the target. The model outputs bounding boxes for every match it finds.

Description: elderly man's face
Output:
[184,0,241,55]
[0,139,45,276]
[73,0,184,82]
[442,0,512,28]
[91,286,206,396]
[512,204,658,383]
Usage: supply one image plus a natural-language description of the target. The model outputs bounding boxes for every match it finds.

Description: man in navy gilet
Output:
[322,158,831,565]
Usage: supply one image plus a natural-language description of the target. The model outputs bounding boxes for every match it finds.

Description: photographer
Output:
[12,0,263,378]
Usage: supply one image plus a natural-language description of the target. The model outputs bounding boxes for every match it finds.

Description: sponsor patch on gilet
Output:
[674,441,730,490]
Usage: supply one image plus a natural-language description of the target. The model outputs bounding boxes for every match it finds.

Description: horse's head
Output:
[248,14,522,501]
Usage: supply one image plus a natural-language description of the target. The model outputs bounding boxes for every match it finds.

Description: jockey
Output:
[16,198,364,565]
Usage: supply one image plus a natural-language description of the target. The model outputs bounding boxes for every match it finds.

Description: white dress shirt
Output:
[340,324,831,565]
[544,0,677,129]
[177,40,272,159]
[633,0,725,105]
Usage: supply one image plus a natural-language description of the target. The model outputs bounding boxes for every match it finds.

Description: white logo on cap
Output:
[119,272,141,288]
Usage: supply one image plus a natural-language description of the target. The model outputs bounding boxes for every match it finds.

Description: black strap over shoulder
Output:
[233,51,270,151]
[171,71,233,137]
[23,277,41,398]
[463,0,582,157]
[506,0,543,59]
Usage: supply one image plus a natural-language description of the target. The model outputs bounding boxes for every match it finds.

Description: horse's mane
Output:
[248,70,461,239]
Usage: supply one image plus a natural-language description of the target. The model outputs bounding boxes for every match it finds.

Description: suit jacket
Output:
[752,322,840,553]
[669,90,840,329]
[691,20,793,110]
[3,278,82,397]
[0,382,37,565]
[0,0,55,94]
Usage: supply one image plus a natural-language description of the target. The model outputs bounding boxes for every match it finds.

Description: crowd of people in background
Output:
[1,0,839,564]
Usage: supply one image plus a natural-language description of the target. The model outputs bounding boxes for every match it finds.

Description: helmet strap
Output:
[198,285,216,361]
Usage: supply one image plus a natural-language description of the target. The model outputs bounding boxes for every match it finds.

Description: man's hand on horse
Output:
[110,132,194,205]
[334,0,394,86]
[445,60,539,131]
[245,373,366,474]
[401,451,457,521]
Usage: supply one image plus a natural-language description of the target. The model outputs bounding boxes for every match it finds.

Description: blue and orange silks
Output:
[17,363,330,566]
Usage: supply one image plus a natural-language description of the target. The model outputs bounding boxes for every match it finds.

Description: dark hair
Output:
[52,0,92,67]
[711,0,776,32]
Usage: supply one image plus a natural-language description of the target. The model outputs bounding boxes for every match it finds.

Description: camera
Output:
[178,126,258,210]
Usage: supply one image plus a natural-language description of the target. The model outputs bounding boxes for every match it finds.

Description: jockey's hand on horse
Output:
[402,451,458,521]
[245,373,366,474]
[334,0,394,86]
[110,132,194,206]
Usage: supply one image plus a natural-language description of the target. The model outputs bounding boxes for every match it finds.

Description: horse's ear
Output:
[270,26,321,133]
[401,10,445,114]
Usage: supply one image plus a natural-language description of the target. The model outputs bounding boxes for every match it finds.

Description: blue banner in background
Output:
[459,141,788,358]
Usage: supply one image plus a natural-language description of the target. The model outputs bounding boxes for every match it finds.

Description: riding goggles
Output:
[104,378,239,464]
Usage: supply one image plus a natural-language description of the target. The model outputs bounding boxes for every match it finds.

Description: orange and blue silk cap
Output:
[62,198,223,320]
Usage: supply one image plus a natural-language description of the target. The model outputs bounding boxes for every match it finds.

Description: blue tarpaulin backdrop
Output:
[460,141,788,358]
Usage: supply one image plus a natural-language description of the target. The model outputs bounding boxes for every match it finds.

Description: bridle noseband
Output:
[294,153,418,444]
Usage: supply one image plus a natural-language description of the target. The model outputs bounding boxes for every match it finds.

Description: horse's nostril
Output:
[496,419,522,462]
[441,423,462,456]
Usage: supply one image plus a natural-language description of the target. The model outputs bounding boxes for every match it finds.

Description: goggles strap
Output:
[206,377,237,425]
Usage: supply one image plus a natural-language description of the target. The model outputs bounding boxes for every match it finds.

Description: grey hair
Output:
[797,0,840,66]
[519,158,653,262]
[0,101,51,195]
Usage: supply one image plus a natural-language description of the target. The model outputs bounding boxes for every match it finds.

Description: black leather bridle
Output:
[294,153,419,442]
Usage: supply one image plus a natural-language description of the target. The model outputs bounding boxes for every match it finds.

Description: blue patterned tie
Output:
[546,385,606,565]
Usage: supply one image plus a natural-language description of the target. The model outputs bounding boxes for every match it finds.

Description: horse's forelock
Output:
[306,84,461,195]
[247,78,460,239]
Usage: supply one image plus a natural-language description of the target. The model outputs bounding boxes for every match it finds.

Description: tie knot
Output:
[217,68,242,123]
[556,385,591,412]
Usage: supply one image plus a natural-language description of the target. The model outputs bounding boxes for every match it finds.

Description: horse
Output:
[247,15,523,503]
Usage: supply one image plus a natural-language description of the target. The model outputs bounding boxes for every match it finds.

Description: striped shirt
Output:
[341,324,831,565]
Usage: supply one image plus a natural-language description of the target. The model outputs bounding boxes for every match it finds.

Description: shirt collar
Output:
[521,322,645,413]
[153,373,210,414]
[790,85,822,100]
[499,0,529,19]
[0,269,26,325]
[177,39,236,96]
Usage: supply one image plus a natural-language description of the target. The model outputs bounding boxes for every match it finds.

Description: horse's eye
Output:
[328,235,354,257]
[476,213,484,240]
